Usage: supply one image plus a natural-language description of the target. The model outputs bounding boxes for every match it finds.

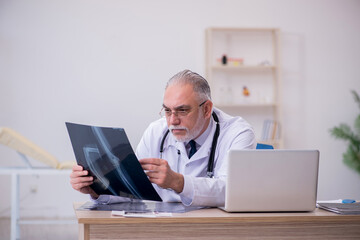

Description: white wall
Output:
[0,0,359,217]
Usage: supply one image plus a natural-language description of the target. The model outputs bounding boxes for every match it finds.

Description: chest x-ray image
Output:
[66,122,162,202]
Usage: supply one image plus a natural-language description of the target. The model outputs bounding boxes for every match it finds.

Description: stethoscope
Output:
[159,112,220,178]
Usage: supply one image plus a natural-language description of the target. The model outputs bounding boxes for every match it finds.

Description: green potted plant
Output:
[329,90,360,174]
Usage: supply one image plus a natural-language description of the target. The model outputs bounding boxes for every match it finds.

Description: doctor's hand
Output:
[139,158,184,193]
[70,165,99,199]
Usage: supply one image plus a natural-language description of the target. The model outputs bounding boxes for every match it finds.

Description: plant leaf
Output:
[351,90,360,111]
[330,90,360,176]
[343,146,360,174]
[355,114,360,136]
[330,124,352,141]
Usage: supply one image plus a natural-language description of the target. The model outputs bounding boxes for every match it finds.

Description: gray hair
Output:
[165,69,212,101]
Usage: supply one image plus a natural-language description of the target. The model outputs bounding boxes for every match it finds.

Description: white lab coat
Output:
[93,108,256,206]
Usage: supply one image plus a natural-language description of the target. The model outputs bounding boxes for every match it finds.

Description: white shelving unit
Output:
[205,27,282,148]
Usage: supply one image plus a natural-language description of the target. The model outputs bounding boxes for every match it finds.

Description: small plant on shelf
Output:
[329,90,360,175]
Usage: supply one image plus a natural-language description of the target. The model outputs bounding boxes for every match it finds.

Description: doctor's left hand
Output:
[139,158,184,193]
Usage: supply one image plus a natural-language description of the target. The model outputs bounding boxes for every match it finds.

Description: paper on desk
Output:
[316,202,360,215]
[316,199,343,203]
[112,210,172,218]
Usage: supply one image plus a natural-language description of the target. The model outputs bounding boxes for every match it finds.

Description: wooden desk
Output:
[74,203,360,240]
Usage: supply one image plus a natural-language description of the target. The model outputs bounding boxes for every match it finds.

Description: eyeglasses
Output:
[159,100,207,118]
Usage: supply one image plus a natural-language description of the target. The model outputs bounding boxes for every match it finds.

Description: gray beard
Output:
[169,111,205,142]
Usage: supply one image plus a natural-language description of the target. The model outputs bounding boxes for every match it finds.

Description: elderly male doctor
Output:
[70,69,256,207]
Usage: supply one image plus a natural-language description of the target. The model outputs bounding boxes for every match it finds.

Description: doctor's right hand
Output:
[70,165,99,199]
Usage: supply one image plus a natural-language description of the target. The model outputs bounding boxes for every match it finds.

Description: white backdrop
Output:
[0,0,359,217]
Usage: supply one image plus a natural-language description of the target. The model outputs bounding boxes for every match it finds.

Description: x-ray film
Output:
[66,122,162,202]
[78,201,206,213]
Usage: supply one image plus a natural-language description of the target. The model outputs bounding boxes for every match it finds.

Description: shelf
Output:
[211,65,276,71]
[215,103,277,108]
[208,27,279,32]
[206,27,282,148]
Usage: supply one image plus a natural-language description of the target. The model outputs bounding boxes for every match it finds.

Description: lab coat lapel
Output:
[175,141,187,156]
[188,144,210,162]
[164,134,209,163]
[163,132,187,156]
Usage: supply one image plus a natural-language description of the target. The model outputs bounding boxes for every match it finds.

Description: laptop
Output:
[220,149,319,212]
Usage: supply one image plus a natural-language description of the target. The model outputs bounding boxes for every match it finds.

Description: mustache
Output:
[169,126,188,131]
